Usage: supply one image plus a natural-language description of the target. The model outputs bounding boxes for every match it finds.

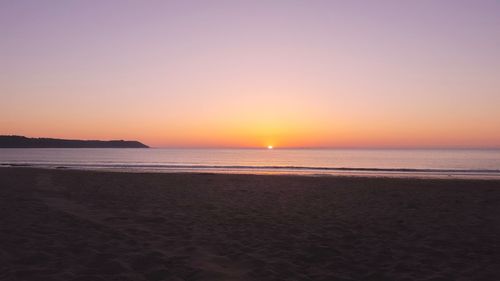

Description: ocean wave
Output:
[3,162,500,175]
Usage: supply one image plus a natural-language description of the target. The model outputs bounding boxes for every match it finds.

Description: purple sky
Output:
[1,1,499,147]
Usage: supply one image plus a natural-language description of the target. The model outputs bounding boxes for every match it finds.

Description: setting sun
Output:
[267,145,273,150]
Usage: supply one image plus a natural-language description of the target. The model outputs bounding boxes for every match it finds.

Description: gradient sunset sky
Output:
[1,1,499,148]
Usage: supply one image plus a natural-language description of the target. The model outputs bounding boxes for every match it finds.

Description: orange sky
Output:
[1,1,499,148]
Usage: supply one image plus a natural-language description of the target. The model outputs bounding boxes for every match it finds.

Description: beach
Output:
[0,167,499,281]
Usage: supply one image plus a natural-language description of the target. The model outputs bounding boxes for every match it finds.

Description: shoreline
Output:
[2,164,500,180]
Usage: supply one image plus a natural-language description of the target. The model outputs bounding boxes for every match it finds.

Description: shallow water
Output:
[1,148,500,178]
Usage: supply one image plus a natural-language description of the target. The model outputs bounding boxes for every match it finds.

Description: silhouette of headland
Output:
[0,135,149,148]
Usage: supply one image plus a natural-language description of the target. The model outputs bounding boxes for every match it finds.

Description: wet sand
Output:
[0,167,499,281]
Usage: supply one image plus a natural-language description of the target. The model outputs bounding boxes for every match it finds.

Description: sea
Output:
[1,148,500,179]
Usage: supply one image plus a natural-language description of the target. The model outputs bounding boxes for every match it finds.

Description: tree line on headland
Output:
[0,136,149,148]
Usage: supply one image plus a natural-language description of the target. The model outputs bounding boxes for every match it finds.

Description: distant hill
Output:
[0,136,149,148]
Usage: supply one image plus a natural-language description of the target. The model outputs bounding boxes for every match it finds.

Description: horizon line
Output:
[2,135,499,150]
[149,146,500,150]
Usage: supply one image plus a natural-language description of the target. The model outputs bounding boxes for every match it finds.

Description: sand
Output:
[0,167,499,281]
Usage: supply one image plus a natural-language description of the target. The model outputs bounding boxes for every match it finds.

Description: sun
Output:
[267,145,273,150]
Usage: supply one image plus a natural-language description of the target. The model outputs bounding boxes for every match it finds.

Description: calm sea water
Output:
[1,148,500,178]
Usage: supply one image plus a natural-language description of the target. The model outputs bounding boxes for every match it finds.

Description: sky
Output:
[1,0,499,148]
